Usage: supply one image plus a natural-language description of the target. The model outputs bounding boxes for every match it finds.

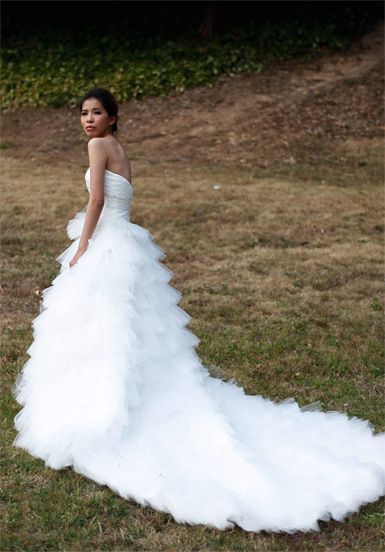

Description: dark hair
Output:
[79,87,119,134]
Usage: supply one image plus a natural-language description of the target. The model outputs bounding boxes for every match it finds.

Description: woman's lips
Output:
[86,126,95,130]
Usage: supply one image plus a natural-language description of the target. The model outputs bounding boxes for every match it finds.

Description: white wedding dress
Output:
[12,167,385,533]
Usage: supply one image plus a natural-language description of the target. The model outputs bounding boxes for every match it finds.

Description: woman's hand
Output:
[69,246,87,268]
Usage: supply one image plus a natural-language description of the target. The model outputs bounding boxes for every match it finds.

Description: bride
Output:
[12,87,385,534]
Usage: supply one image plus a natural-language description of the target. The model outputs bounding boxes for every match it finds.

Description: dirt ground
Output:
[1,22,383,174]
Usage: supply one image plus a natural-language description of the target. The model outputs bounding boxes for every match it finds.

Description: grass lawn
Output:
[1,136,384,550]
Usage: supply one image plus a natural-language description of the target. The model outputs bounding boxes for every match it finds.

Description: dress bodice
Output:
[85,167,132,221]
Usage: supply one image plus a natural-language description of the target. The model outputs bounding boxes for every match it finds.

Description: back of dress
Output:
[86,167,133,223]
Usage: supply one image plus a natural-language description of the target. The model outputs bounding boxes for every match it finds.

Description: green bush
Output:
[1,7,382,111]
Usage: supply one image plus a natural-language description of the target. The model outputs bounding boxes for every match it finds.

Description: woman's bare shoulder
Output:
[104,136,132,180]
[87,136,109,152]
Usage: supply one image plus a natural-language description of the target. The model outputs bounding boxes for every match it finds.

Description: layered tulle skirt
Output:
[12,207,385,533]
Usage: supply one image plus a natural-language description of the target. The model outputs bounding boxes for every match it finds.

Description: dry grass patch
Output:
[1,139,384,550]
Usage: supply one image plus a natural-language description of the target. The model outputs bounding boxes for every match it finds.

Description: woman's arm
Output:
[69,138,107,267]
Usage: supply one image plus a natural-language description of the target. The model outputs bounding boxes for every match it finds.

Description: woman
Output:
[70,90,131,268]
[13,87,385,534]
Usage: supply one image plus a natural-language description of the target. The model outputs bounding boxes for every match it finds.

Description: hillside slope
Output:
[1,22,383,171]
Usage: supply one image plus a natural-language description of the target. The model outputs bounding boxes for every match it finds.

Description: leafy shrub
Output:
[1,4,382,110]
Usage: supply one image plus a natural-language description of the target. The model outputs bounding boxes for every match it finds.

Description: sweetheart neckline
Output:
[87,167,132,185]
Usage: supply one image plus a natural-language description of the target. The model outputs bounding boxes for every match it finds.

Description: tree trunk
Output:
[198,1,218,38]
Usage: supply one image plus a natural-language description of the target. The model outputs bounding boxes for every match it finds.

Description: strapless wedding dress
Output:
[12,167,385,533]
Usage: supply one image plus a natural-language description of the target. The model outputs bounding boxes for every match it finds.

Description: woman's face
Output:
[80,98,116,138]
